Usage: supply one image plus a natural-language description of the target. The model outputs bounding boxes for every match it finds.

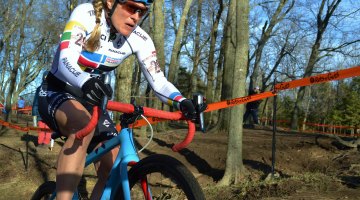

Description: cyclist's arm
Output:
[130,28,185,109]
[50,4,93,88]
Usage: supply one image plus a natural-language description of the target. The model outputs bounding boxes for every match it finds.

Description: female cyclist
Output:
[37,0,197,199]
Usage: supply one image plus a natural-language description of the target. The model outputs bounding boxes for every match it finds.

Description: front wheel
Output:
[31,181,56,200]
[31,181,84,200]
[117,154,205,200]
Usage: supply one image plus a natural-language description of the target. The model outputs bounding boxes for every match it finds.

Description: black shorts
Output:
[37,80,118,152]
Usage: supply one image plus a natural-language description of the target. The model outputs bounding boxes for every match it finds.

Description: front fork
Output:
[101,128,141,200]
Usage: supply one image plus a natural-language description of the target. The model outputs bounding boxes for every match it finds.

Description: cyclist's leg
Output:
[38,82,95,199]
[88,112,119,199]
[91,144,119,199]
[54,99,95,200]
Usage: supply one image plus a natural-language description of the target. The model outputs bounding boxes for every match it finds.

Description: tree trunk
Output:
[218,0,249,186]
[153,0,165,73]
[114,56,134,121]
[131,62,140,98]
[151,0,167,130]
[168,0,193,84]
[188,0,203,95]
[0,39,11,97]
[206,0,224,127]
[217,0,237,131]
[301,87,312,131]
[290,0,342,129]
[212,35,226,126]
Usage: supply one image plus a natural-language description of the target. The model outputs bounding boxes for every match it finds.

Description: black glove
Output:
[180,99,197,120]
[82,78,113,105]
[197,102,208,113]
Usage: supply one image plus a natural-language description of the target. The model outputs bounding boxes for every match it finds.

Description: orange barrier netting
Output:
[1,105,32,112]
[259,118,360,138]
[17,107,32,114]
[260,118,357,129]
[280,127,360,138]
[1,65,359,135]
[0,119,52,132]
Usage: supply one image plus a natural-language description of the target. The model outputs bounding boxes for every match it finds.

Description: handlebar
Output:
[74,101,197,152]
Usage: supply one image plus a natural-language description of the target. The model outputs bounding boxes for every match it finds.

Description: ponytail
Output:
[84,0,103,52]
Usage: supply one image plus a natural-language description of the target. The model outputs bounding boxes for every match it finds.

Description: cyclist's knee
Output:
[55,100,92,137]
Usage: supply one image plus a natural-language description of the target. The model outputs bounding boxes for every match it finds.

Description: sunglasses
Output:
[118,0,149,17]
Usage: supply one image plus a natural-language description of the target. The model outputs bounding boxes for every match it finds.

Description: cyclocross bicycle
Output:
[31,92,206,199]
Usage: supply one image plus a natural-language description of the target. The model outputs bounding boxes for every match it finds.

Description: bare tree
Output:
[153,0,166,80]
[168,0,194,84]
[290,0,343,129]
[114,56,135,121]
[205,0,224,126]
[152,0,167,130]
[217,0,237,131]
[248,0,295,91]
[0,0,64,122]
[3,0,35,121]
[218,0,250,185]
[188,0,203,95]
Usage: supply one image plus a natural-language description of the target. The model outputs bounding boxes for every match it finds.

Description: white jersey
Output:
[51,3,185,108]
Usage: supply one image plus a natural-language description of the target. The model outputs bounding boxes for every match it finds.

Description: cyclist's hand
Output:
[82,77,112,105]
[180,99,197,120]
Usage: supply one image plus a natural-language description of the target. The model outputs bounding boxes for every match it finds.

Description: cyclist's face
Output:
[108,0,148,36]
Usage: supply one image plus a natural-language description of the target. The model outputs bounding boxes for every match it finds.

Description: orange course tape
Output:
[206,91,276,112]
[274,66,360,91]
[207,65,360,111]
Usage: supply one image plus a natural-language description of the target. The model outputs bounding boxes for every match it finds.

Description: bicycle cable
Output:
[136,114,154,153]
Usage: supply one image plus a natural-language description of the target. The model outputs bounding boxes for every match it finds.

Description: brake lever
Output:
[193,93,207,133]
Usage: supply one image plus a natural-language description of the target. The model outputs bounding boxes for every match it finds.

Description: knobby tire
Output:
[31,181,85,200]
[116,154,205,200]
[31,181,56,200]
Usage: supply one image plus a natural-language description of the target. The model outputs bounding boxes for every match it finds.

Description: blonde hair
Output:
[84,0,104,52]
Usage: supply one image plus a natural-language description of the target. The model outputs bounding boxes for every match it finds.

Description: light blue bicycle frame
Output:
[89,127,140,200]
[50,127,141,200]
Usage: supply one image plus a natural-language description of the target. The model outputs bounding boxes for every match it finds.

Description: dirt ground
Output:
[0,116,359,200]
